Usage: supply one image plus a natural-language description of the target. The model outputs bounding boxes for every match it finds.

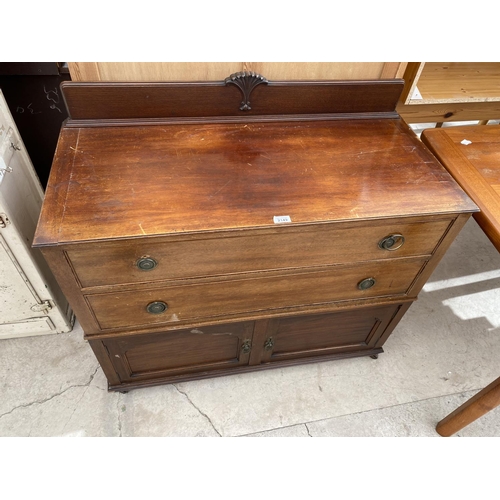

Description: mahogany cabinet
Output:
[33,75,477,392]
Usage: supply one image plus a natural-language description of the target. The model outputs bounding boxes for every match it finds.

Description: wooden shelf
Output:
[398,62,500,124]
[408,63,500,104]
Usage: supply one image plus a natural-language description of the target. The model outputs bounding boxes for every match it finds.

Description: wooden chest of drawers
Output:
[33,77,477,392]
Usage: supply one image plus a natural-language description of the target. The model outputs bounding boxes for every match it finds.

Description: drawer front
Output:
[86,258,426,330]
[66,218,452,287]
[102,321,254,382]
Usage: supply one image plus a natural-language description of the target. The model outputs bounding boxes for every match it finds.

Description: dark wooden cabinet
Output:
[33,76,477,392]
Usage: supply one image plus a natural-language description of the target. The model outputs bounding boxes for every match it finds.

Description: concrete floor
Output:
[1,216,500,437]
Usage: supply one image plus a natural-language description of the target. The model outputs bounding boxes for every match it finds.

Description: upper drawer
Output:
[86,257,426,331]
[67,217,453,288]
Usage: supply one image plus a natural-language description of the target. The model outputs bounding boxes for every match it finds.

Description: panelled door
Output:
[0,90,73,339]
[102,322,255,383]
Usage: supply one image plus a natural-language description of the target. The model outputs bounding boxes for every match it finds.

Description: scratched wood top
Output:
[34,119,477,245]
[422,125,500,251]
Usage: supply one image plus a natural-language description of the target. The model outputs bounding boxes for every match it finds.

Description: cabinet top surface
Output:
[34,119,476,245]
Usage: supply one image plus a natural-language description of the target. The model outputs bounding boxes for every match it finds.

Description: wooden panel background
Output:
[68,62,407,82]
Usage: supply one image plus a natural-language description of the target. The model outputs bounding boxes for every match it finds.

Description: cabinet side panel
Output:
[407,214,472,295]
[39,248,99,332]
[88,339,121,387]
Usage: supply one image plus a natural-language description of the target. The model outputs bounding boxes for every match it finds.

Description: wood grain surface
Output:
[86,257,427,330]
[68,62,406,82]
[97,303,402,387]
[413,62,500,103]
[34,119,476,246]
[104,321,254,381]
[398,100,500,123]
[422,126,500,251]
[65,216,453,288]
[436,375,500,436]
[60,80,404,122]
[259,303,398,364]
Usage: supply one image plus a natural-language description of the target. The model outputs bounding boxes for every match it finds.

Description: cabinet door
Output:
[0,90,73,339]
[102,322,255,383]
[0,232,56,337]
[256,304,403,365]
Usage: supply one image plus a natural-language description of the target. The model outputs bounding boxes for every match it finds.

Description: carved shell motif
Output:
[224,71,269,111]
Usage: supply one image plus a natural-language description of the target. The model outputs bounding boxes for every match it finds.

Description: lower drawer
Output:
[86,258,426,330]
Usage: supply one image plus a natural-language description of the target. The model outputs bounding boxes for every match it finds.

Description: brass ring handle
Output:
[264,337,274,351]
[137,257,158,270]
[358,278,376,290]
[146,301,168,314]
[378,234,405,251]
[241,340,252,354]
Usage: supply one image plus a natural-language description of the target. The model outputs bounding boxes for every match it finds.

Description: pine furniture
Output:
[422,125,500,436]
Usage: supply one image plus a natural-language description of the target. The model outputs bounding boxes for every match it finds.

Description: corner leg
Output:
[436,375,500,436]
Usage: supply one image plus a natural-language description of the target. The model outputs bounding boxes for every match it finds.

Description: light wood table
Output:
[422,125,500,436]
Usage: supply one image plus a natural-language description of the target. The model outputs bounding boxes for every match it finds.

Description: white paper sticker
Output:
[461,139,472,145]
[273,215,292,224]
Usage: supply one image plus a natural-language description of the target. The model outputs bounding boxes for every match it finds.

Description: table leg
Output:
[436,375,500,436]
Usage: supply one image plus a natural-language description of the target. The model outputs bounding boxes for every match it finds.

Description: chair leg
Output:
[436,375,500,436]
